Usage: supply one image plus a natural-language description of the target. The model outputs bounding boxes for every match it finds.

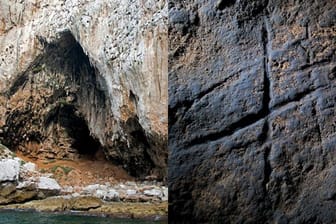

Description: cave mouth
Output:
[2,30,110,162]
[50,103,102,157]
[0,31,135,186]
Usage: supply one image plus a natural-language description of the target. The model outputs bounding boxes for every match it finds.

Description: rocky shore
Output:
[0,144,168,220]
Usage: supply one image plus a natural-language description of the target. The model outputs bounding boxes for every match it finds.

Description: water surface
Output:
[0,210,165,224]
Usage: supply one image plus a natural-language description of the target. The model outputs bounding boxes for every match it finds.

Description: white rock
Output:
[94,188,119,201]
[14,157,22,162]
[16,180,35,189]
[72,192,81,197]
[82,184,107,194]
[104,189,119,201]
[22,162,36,172]
[62,186,74,193]
[144,188,163,197]
[162,187,168,201]
[95,189,106,198]
[126,189,137,195]
[0,159,20,182]
[37,177,61,191]
[125,181,137,187]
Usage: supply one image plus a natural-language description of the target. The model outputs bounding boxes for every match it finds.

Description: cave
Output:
[45,103,101,157]
[2,31,109,162]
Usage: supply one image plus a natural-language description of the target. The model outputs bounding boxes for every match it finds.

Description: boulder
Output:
[22,162,36,172]
[126,189,137,196]
[101,189,119,202]
[37,177,61,197]
[161,187,168,201]
[70,196,102,210]
[0,182,16,197]
[0,159,20,182]
[144,188,163,198]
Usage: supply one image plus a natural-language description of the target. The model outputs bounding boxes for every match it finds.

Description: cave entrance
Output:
[49,103,102,158]
[3,30,107,161]
[1,31,134,186]
[61,105,100,156]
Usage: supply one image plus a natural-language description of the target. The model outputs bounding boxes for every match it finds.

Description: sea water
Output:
[0,210,165,224]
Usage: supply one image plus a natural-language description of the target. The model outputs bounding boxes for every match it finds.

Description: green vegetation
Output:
[50,165,74,175]
[61,166,74,175]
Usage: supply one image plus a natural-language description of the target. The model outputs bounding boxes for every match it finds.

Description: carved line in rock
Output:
[168,61,261,127]
[182,25,335,149]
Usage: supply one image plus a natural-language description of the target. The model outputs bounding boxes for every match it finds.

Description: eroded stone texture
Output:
[169,0,336,222]
[0,0,167,178]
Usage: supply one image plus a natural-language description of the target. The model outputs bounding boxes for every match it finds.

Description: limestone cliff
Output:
[169,0,336,222]
[0,0,167,178]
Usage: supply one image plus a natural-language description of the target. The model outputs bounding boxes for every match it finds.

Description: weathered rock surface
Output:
[69,181,168,202]
[0,0,167,178]
[0,151,61,204]
[3,197,168,220]
[37,176,61,197]
[0,159,20,182]
[169,0,336,222]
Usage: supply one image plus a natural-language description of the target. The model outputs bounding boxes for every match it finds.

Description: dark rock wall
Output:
[169,0,336,222]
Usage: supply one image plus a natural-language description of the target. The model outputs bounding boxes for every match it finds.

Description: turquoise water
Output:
[0,210,165,224]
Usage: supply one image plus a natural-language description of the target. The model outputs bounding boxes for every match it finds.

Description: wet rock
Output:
[2,197,168,220]
[70,196,102,210]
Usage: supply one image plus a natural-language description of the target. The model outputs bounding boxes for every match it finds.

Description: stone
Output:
[16,180,36,190]
[22,162,36,173]
[0,183,16,197]
[70,196,102,210]
[169,0,336,222]
[126,189,137,196]
[82,184,104,194]
[3,198,168,219]
[144,188,162,198]
[102,189,119,202]
[37,177,61,196]
[0,159,20,182]
[161,187,168,201]
[0,0,167,179]
[10,190,38,203]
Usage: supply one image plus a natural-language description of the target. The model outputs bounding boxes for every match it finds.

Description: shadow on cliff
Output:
[2,31,166,179]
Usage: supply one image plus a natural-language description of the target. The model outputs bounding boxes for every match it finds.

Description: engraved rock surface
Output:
[169,0,336,222]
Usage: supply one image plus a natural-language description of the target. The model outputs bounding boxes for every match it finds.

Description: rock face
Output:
[0,153,61,205]
[0,0,167,178]
[0,159,20,182]
[169,0,336,222]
